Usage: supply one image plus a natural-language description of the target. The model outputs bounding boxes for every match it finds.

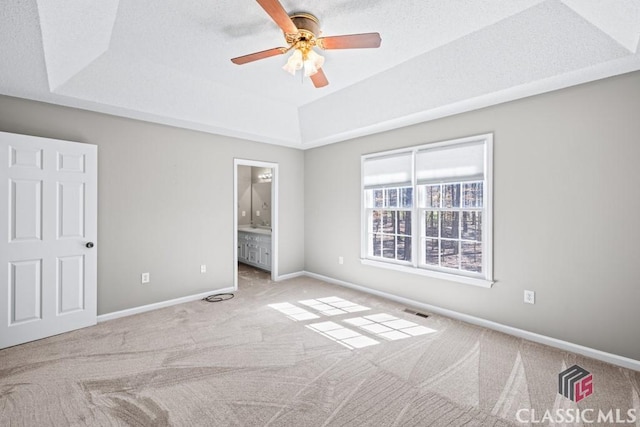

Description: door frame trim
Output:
[233,158,278,290]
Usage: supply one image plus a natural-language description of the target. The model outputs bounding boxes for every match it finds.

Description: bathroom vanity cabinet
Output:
[238,228,271,272]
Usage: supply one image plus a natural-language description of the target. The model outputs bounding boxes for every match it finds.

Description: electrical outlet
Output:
[338,256,344,265]
[524,290,535,304]
[141,272,150,284]
[241,211,246,217]
[200,264,206,273]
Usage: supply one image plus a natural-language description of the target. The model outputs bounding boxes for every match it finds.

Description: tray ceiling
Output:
[1,0,639,149]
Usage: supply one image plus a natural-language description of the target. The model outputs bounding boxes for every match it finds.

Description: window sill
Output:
[360,258,494,288]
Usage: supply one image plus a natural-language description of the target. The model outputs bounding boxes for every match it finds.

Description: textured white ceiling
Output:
[1,0,639,148]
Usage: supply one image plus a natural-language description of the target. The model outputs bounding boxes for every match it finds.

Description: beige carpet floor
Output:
[1,264,639,426]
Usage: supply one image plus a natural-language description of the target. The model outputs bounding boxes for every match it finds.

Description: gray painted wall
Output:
[0,96,305,315]
[304,71,640,361]
[1,71,638,361]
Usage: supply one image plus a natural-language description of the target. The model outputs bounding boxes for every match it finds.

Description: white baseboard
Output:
[97,287,235,323]
[275,271,305,281]
[303,271,640,372]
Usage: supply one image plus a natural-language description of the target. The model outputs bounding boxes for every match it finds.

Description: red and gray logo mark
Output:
[559,365,593,402]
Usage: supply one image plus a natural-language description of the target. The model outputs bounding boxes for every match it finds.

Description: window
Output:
[420,182,483,272]
[361,134,493,287]
[366,187,413,262]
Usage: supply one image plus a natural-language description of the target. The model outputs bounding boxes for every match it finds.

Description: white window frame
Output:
[360,133,494,288]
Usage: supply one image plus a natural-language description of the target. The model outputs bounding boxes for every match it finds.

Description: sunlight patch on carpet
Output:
[299,297,371,316]
[345,314,437,341]
[306,321,379,349]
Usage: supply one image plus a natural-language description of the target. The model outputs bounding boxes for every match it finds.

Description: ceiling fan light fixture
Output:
[303,49,324,77]
[282,48,303,75]
[303,59,317,77]
[231,1,382,88]
[283,47,324,78]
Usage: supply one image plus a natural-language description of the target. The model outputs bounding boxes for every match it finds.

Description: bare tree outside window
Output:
[419,181,483,273]
[366,186,413,263]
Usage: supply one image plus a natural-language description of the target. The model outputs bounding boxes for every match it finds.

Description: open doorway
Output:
[233,159,278,290]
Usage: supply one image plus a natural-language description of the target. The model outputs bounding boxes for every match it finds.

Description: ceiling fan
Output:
[230,0,382,88]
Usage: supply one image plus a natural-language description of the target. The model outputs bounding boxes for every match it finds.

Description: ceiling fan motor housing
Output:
[287,13,320,46]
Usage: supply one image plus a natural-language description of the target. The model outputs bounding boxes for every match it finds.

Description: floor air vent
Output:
[403,308,429,318]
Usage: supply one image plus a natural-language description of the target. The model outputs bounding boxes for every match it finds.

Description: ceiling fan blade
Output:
[317,33,382,50]
[231,47,286,65]
[256,0,298,34]
[310,68,329,88]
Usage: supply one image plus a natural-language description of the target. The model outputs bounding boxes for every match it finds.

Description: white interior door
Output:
[0,131,97,349]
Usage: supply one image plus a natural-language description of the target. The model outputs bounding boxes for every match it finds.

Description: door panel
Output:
[1,131,97,349]
[57,152,85,173]
[58,255,85,314]
[248,245,258,263]
[259,246,270,268]
[10,145,43,169]
[10,259,42,324]
[10,179,43,241]
[58,181,85,239]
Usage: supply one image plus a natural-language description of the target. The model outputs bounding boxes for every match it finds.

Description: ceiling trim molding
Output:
[299,55,640,150]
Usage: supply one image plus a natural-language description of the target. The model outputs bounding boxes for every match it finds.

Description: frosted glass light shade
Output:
[283,48,325,77]
[282,49,303,75]
[304,49,324,76]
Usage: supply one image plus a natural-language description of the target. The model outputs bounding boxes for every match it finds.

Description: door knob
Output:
[86,242,94,248]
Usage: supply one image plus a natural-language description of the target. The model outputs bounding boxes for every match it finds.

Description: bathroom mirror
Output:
[237,166,272,229]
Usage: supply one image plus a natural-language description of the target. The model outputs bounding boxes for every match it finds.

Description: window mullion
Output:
[438,185,442,268]
[415,208,421,268]
[394,209,399,261]
[411,151,418,268]
[458,208,462,271]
